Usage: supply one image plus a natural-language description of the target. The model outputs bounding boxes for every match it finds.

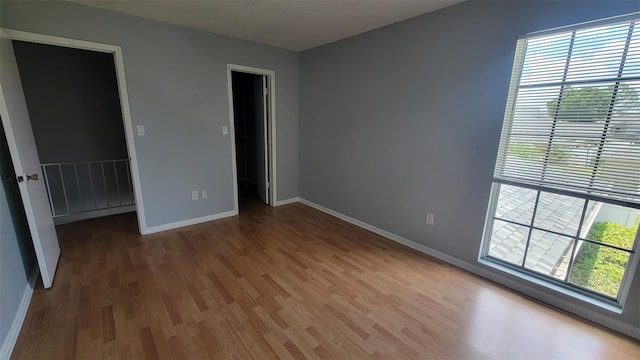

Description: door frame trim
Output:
[1,28,148,234]
[226,64,277,210]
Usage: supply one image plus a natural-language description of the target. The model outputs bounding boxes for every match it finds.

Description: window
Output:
[482,15,640,305]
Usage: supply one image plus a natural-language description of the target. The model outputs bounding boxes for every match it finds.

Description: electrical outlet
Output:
[222,126,229,135]
[192,190,199,200]
[426,212,435,226]
[202,190,208,199]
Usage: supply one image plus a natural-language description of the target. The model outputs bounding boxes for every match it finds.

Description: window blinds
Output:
[494,18,640,206]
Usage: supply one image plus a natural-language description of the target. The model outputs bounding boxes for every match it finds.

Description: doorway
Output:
[1,29,146,233]
[0,28,145,288]
[13,40,137,227]
[227,65,276,212]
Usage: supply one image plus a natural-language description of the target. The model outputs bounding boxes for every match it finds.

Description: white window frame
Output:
[480,13,640,309]
[481,184,640,308]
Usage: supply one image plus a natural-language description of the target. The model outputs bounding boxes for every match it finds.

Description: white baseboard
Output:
[298,198,640,340]
[298,198,471,267]
[0,267,38,359]
[274,197,300,206]
[53,205,136,225]
[142,210,237,235]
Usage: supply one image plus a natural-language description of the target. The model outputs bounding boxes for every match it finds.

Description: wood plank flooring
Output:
[11,198,640,359]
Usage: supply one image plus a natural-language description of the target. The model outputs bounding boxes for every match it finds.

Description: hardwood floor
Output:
[11,198,640,359]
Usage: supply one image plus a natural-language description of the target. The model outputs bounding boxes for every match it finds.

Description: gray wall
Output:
[0,0,299,228]
[0,125,36,350]
[299,1,640,334]
[13,41,128,164]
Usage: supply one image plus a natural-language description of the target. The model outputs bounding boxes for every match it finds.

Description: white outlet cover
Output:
[222,126,229,135]
[202,190,208,199]
[192,191,199,200]
[426,213,435,225]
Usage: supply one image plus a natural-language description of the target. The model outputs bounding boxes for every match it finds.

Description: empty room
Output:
[1,0,639,359]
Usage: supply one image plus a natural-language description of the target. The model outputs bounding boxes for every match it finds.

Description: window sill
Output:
[477,257,623,315]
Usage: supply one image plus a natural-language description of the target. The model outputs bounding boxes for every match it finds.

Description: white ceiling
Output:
[68,0,464,51]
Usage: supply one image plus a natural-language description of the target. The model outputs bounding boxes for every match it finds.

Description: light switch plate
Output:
[192,191,199,200]
[136,125,145,136]
[202,190,208,199]
[222,126,229,135]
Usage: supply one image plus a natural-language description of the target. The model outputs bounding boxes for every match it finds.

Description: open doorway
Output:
[12,40,137,227]
[228,66,275,212]
[1,29,146,287]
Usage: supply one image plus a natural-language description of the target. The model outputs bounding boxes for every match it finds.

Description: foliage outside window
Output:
[483,16,640,303]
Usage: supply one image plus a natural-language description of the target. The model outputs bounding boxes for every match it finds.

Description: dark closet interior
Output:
[231,71,262,204]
